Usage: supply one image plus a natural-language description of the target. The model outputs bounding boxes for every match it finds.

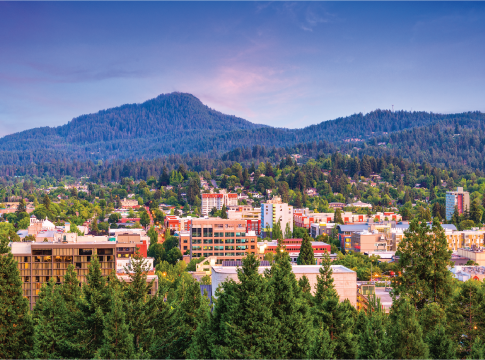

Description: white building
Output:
[201,192,238,215]
[261,196,293,237]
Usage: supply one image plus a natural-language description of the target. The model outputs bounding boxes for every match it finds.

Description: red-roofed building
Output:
[257,238,331,259]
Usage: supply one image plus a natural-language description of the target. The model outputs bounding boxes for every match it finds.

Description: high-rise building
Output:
[446,187,470,220]
[189,218,258,261]
[261,196,293,237]
[201,192,238,215]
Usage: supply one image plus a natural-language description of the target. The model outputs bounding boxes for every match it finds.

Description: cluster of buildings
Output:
[11,216,155,309]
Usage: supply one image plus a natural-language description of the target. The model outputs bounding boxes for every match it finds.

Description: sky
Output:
[0,2,485,137]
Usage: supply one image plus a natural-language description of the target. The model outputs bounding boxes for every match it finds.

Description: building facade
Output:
[189,218,258,262]
[261,196,293,237]
[11,242,117,308]
[446,187,470,220]
[201,193,238,216]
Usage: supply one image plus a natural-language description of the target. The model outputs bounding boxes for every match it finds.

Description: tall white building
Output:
[261,196,293,237]
[201,192,238,215]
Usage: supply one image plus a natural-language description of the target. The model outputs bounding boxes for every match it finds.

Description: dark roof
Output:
[337,224,369,232]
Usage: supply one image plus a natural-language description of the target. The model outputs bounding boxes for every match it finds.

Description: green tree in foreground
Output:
[393,218,453,309]
[0,235,33,359]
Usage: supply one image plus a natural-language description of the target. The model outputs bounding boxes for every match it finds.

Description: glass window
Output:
[225,239,235,244]
[79,249,92,256]
[203,239,213,244]
[225,246,234,250]
[225,232,235,237]
[191,228,201,237]
[203,228,213,237]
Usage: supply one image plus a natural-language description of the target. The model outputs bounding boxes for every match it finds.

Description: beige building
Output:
[211,264,357,306]
[201,192,238,216]
[456,248,485,265]
[120,198,139,208]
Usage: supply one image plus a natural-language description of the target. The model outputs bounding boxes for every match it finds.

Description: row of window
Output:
[192,239,254,244]
[192,252,249,257]
[191,230,247,237]
[192,245,253,251]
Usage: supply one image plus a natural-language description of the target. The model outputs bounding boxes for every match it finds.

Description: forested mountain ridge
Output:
[0,92,484,173]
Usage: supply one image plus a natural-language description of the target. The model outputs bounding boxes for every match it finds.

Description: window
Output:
[203,239,213,244]
[79,249,92,256]
[203,246,213,251]
[97,249,113,255]
[75,263,81,269]
[24,256,30,262]
[183,246,187,250]
[236,246,247,250]
[191,228,201,237]
[236,239,247,244]
[98,256,104,262]
[25,276,30,282]
[225,246,234,250]
[225,239,235,244]
[203,228,213,237]
[225,232,234,237]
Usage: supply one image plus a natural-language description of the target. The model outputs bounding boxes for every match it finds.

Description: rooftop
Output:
[212,264,355,274]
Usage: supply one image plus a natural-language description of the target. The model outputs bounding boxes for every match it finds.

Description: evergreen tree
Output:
[59,264,82,313]
[334,208,344,224]
[90,219,99,235]
[452,205,460,226]
[31,278,75,359]
[470,199,482,224]
[122,251,156,352]
[272,220,283,240]
[448,280,485,357]
[76,256,109,358]
[425,324,457,359]
[393,218,453,309]
[310,325,335,359]
[43,193,51,210]
[220,204,228,219]
[357,295,387,359]
[208,254,280,358]
[155,277,203,358]
[385,297,429,359]
[270,247,314,358]
[284,222,292,239]
[140,210,151,229]
[0,235,33,359]
[469,336,485,359]
[297,232,315,265]
[95,285,134,359]
[187,291,213,359]
[313,252,357,359]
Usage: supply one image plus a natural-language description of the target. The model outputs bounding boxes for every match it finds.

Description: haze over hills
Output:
[1,92,485,173]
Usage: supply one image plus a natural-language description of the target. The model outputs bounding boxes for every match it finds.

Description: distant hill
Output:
[0,92,484,173]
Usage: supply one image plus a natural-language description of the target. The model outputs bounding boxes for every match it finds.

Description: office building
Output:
[446,187,470,220]
[189,218,258,262]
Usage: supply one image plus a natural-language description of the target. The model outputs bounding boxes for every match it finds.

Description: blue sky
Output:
[1,2,484,136]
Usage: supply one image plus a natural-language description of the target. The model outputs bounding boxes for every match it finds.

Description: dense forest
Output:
[1,92,484,173]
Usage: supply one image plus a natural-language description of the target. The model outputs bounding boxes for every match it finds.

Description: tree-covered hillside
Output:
[0,92,484,173]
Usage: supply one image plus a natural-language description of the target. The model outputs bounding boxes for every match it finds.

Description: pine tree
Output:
[393,218,453,309]
[270,248,314,358]
[313,252,357,359]
[220,204,228,219]
[76,255,109,358]
[187,291,213,359]
[358,296,387,359]
[469,336,485,359]
[452,205,460,226]
[284,222,292,239]
[209,254,280,359]
[297,232,315,265]
[31,278,74,359]
[0,235,33,359]
[470,199,482,224]
[155,277,203,358]
[385,297,429,359]
[95,285,134,359]
[59,264,82,313]
[43,194,51,210]
[425,324,456,359]
[122,251,156,352]
[334,208,344,224]
[448,280,485,357]
[310,325,335,359]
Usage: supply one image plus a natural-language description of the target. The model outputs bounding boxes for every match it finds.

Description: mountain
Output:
[0,92,484,173]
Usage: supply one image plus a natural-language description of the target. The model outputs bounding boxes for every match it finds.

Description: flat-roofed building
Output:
[257,239,331,263]
[211,264,357,306]
[446,187,470,221]
[10,241,117,308]
[261,196,293,238]
[201,192,238,216]
[190,218,258,262]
